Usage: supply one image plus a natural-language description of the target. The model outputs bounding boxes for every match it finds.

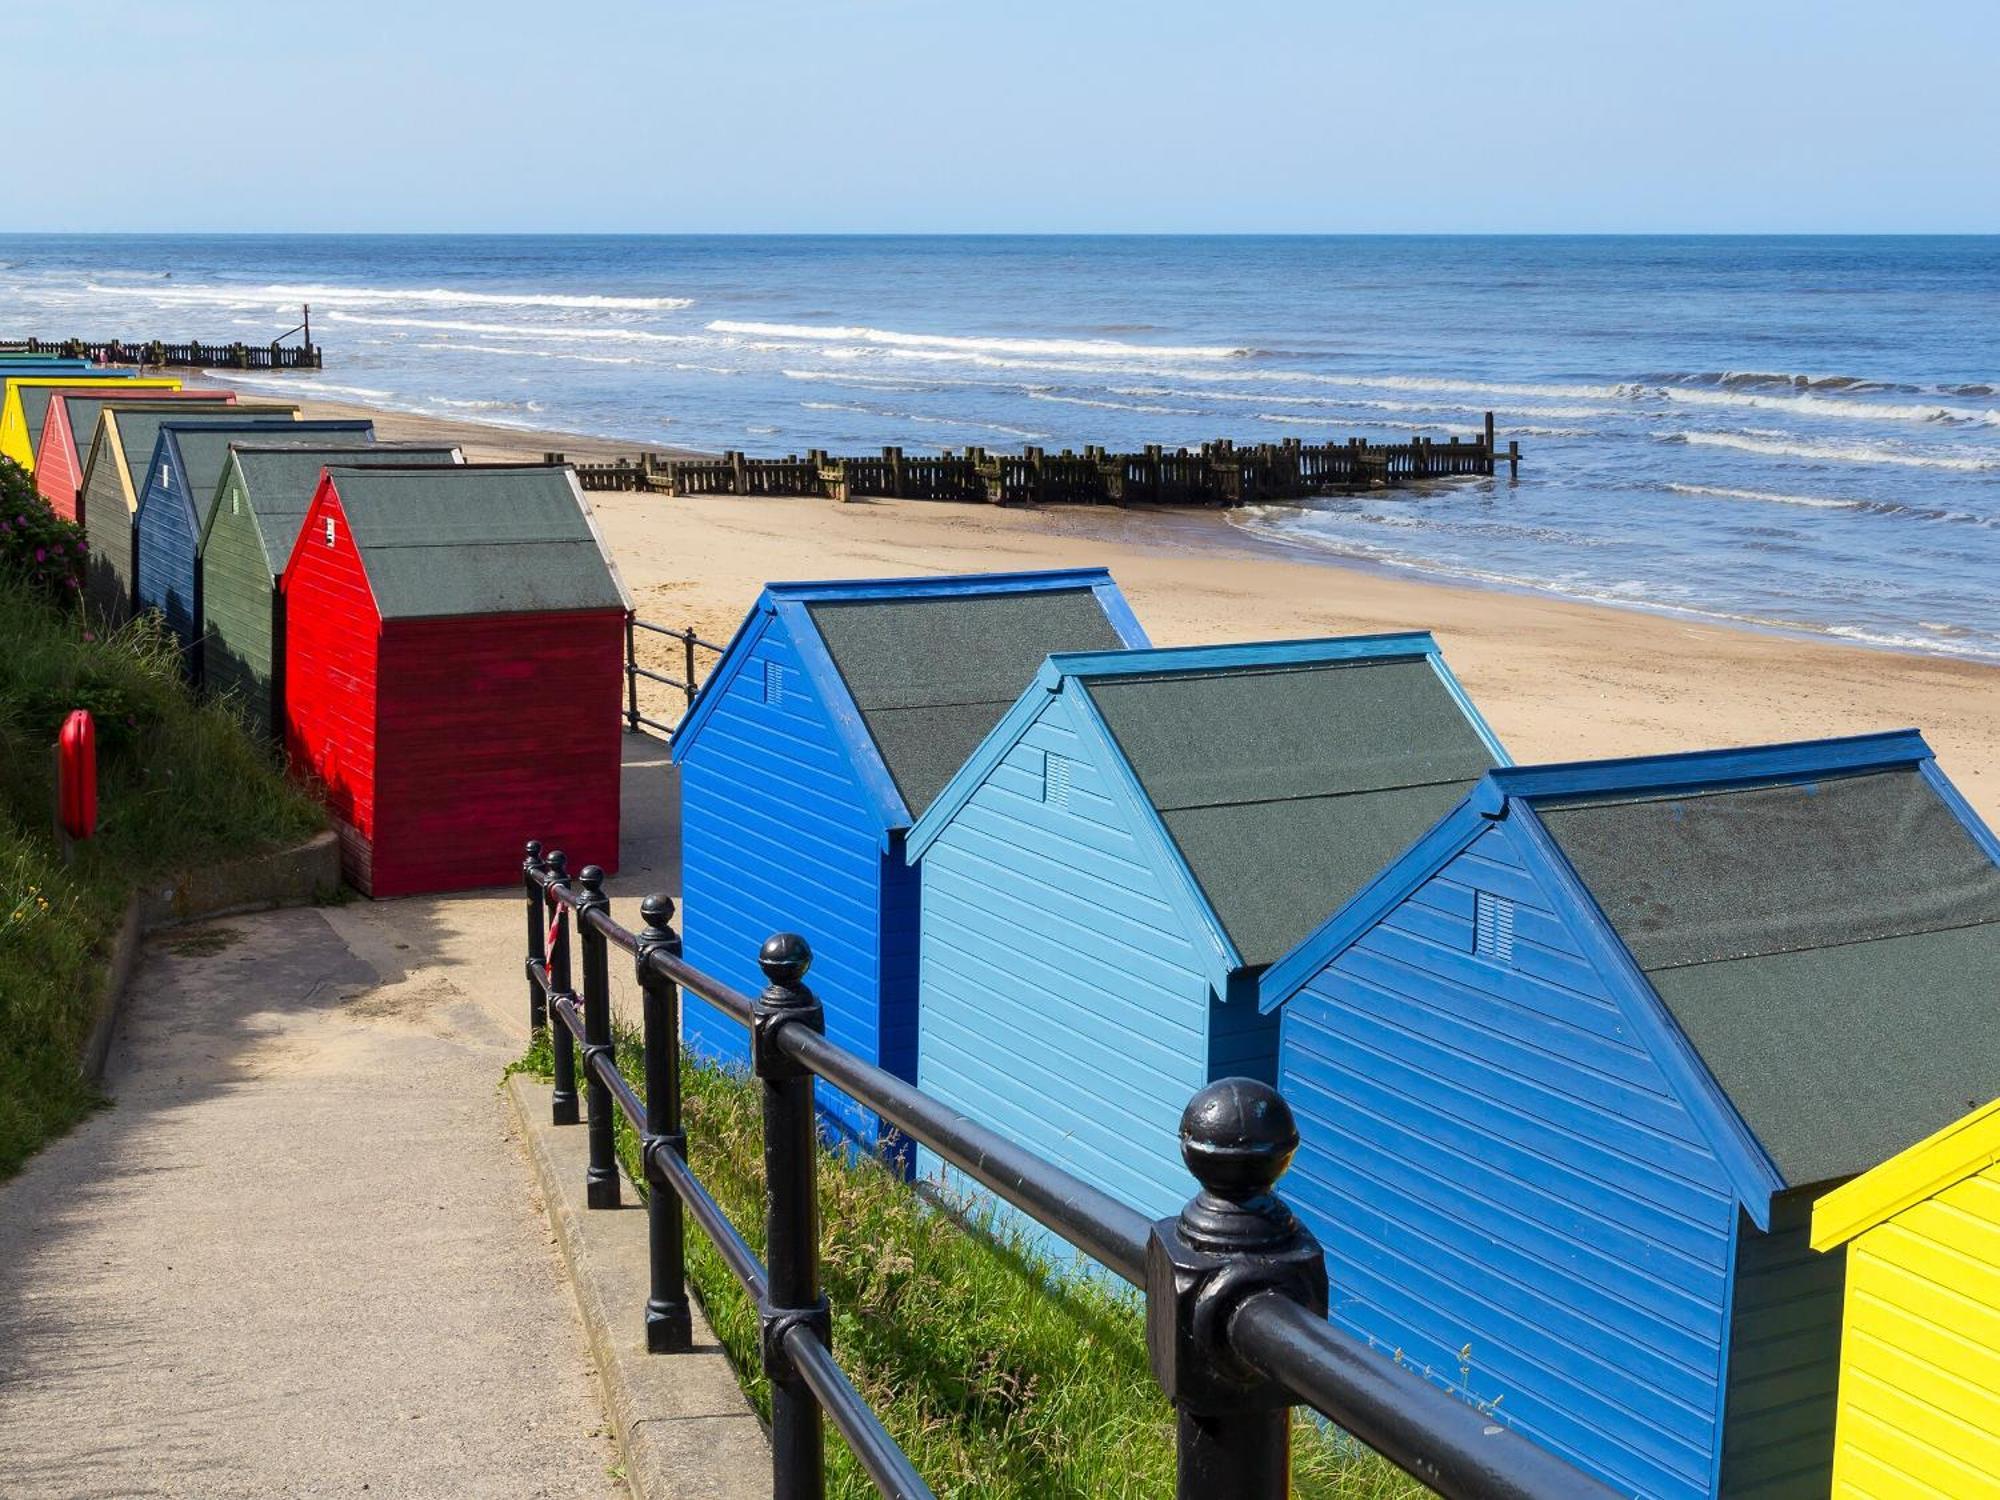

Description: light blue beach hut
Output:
[1258,731,2000,1500]
[672,569,1149,1158]
[903,633,1506,1235]
[133,418,372,673]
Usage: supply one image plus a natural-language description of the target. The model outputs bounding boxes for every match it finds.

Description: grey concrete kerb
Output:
[507,1074,769,1500]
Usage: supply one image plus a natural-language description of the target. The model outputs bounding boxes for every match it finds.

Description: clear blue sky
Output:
[14,0,2000,233]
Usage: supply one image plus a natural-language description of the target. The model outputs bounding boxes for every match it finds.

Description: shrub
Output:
[0,457,86,605]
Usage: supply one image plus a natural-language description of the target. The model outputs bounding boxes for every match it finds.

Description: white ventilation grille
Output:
[763,660,785,705]
[322,516,337,547]
[1474,891,1516,963]
[1044,752,1073,809]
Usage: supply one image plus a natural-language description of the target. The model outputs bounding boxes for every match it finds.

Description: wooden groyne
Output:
[0,336,322,370]
[549,414,1519,507]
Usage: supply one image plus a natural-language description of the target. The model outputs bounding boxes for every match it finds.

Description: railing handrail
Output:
[622,615,725,740]
[522,853,1620,1500]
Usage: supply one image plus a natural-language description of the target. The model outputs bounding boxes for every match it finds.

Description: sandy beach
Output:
[299,396,2000,827]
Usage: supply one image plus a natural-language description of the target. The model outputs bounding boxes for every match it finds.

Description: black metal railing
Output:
[623,615,724,738]
[523,843,1617,1500]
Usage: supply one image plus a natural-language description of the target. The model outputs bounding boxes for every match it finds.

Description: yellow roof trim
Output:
[1810,1096,2000,1251]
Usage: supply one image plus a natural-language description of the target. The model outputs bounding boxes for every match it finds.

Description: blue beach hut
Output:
[1258,731,2000,1500]
[903,633,1506,1236]
[133,418,373,672]
[673,568,1149,1158]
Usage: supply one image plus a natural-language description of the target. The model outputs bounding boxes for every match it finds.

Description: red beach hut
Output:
[280,463,631,898]
[37,388,237,520]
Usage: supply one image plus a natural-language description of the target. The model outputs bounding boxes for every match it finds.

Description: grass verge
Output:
[510,1030,1427,1499]
[0,461,323,1176]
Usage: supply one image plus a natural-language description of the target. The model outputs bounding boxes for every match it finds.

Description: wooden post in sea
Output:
[1484,410,1496,473]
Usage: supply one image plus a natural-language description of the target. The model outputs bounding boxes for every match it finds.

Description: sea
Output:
[1,234,1996,662]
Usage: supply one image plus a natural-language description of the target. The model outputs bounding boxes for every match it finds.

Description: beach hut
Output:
[673,569,1148,1157]
[281,464,630,898]
[201,441,463,739]
[36,388,236,517]
[903,633,1504,1225]
[1809,1100,2000,1497]
[2,375,180,472]
[134,419,375,670]
[82,403,297,620]
[1258,731,2000,1500]
[0,372,147,468]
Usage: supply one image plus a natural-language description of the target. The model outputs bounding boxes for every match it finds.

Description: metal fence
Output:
[523,844,1617,1500]
[623,615,724,738]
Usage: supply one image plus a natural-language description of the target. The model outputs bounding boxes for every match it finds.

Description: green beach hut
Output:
[201,441,464,738]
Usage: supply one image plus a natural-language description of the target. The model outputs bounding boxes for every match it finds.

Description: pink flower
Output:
[34,548,47,563]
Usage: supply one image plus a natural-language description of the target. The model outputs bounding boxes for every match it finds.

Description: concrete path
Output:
[0,737,685,1499]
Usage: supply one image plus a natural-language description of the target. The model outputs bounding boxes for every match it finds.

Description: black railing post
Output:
[546,851,580,1127]
[574,865,620,1210]
[524,839,547,1035]
[625,613,640,732]
[682,627,697,709]
[1147,1079,1328,1500]
[636,894,693,1352]
[752,933,828,1500]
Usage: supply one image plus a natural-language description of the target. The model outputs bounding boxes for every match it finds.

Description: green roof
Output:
[806,589,1130,819]
[1540,768,2000,1187]
[1087,658,1500,968]
[324,466,628,621]
[167,422,371,535]
[226,444,460,574]
[110,404,297,490]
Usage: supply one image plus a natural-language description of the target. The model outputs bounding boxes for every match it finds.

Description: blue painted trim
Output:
[1919,757,2000,866]
[1508,803,1786,1226]
[671,595,776,758]
[760,566,1121,605]
[1062,680,1243,994]
[1469,730,1932,813]
[1426,654,1512,767]
[1044,630,1440,683]
[905,676,1063,862]
[1255,797,1489,1012]
[1086,577,1153,652]
[1708,1207,1744,1497]
[771,596,913,839]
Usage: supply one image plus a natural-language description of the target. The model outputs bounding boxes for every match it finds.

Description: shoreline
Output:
[284,393,2000,826]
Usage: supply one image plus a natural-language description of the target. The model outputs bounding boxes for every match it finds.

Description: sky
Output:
[10,0,2000,234]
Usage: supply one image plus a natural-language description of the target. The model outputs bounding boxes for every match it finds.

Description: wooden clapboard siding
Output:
[281,486,380,891]
[200,468,280,737]
[915,690,1215,1232]
[134,443,201,663]
[678,611,895,1153]
[370,610,622,898]
[35,399,86,518]
[1718,1190,1845,1498]
[1830,1169,2000,1497]
[82,418,137,621]
[1278,820,1740,1500]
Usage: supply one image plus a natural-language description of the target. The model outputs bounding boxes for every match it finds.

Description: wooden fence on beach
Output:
[548,414,1519,508]
[0,336,322,370]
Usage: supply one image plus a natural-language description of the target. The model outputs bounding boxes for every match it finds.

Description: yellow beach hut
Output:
[1810,1097,2000,1498]
[1,375,182,469]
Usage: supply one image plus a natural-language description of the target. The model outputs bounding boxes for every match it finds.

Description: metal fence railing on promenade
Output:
[522,843,1619,1500]
[623,615,724,739]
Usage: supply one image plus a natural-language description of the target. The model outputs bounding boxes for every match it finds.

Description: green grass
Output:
[513,1030,1428,1499]
[0,460,323,1176]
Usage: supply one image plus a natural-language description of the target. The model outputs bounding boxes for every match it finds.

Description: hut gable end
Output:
[916,684,1219,1226]
[1280,815,1742,1500]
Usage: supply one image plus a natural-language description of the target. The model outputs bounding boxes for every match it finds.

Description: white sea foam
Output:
[326,311,706,344]
[708,320,1251,361]
[84,279,693,312]
[1672,430,2000,471]
[1665,483,1864,511]
[1029,392,1203,416]
[1641,384,1999,426]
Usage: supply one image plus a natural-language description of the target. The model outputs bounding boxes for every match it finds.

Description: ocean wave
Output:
[84,279,693,312]
[1670,429,2000,471]
[412,341,644,365]
[1639,383,1998,426]
[1665,483,1862,511]
[1029,392,1203,416]
[421,395,545,413]
[707,319,1253,361]
[799,398,1046,440]
[326,311,706,344]
[1648,369,1921,394]
[215,374,394,401]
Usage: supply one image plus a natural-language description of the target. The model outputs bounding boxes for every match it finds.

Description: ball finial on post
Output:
[523,838,543,867]
[546,849,569,882]
[578,864,605,898]
[1175,1078,1302,1254]
[758,932,813,991]
[638,893,676,939]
